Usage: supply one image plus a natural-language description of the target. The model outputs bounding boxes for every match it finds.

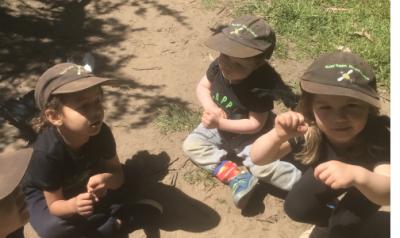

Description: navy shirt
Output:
[23,123,116,199]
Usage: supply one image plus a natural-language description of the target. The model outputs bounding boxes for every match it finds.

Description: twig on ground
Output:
[132,66,162,71]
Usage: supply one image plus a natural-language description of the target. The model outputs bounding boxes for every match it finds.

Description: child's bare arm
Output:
[87,155,124,200]
[314,162,390,205]
[196,75,226,117]
[43,189,94,218]
[251,111,308,165]
[214,111,268,134]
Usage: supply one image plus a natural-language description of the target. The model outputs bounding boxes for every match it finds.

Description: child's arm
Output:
[43,189,94,218]
[202,110,268,134]
[196,75,226,117]
[87,155,124,200]
[251,111,308,165]
[314,161,390,205]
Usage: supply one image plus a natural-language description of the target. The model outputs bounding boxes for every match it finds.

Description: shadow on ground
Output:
[0,0,192,151]
[122,150,221,234]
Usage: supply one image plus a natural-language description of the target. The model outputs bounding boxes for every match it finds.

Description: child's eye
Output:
[347,103,361,108]
[318,105,331,110]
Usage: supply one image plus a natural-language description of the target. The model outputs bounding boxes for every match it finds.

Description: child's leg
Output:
[284,168,343,226]
[355,211,390,238]
[26,191,92,238]
[182,123,228,172]
[328,187,382,238]
[239,144,301,191]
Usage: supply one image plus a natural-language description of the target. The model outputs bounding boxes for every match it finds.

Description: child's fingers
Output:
[78,192,93,200]
[297,122,309,134]
[314,162,328,179]
[77,206,94,216]
[316,169,331,182]
[324,175,335,187]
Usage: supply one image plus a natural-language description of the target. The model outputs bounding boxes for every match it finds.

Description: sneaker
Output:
[114,199,163,234]
[299,225,329,238]
[229,172,258,209]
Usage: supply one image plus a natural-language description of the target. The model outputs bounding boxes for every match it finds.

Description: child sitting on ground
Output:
[22,63,162,238]
[182,15,301,209]
[251,52,390,237]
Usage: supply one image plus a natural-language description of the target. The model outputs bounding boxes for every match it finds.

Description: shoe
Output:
[299,225,329,238]
[120,199,163,234]
[229,172,258,209]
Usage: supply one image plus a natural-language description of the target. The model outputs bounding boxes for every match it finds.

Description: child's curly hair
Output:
[31,96,63,133]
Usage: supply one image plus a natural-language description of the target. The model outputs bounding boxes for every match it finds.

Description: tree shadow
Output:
[122,150,221,233]
[0,0,193,151]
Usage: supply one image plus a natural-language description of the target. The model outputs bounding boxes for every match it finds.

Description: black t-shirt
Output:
[206,59,278,120]
[23,123,116,199]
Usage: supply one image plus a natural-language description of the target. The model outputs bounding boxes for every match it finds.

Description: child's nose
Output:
[334,109,348,121]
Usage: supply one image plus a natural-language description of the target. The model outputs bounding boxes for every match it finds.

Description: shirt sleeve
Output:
[27,150,63,191]
[206,59,219,83]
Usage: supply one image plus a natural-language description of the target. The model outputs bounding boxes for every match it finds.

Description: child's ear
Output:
[44,108,63,126]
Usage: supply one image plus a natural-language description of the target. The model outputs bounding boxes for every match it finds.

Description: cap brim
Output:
[53,76,119,95]
[204,32,262,58]
[300,80,380,108]
[0,148,33,199]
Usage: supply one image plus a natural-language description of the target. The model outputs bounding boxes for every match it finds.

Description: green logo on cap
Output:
[230,23,258,37]
[60,65,87,76]
[324,64,370,81]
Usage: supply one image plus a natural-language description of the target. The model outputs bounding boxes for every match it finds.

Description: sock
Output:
[213,160,241,184]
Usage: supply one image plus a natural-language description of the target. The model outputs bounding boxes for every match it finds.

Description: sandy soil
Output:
[0,0,389,238]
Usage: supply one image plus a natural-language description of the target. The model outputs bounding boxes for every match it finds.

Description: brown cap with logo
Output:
[300,51,380,108]
[204,15,276,58]
[35,63,119,110]
[0,148,32,199]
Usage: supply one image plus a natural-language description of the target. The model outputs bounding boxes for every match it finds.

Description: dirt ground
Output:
[0,0,390,238]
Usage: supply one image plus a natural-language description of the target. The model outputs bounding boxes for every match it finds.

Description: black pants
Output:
[284,168,390,238]
[25,188,129,238]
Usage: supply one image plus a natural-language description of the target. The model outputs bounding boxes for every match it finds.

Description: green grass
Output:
[202,0,221,10]
[154,104,201,134]
[183,168,219,188]
[201,0,389,88]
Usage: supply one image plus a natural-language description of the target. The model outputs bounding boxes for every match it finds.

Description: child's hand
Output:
[202,110,220,129]
[208,107,227,119]
[314,160,357,189]
[274,111,308,140]
[87,174,108,202]
[74,192,95,217]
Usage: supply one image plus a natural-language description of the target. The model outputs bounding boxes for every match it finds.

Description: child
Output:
[0,149,32,238]
[251,52,390,237]
[182,15,301,209]
[22,63,162,238]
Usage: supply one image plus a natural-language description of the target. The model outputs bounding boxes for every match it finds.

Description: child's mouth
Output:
[90,121,101,127]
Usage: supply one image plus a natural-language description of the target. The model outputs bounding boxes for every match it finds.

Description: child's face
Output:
[0,187,29,237]
[58,86,104,138]
[218,54,263,81]
[312,94,370,146]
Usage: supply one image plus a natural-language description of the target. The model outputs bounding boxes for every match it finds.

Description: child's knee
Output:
[284,194,314,223]
[34,216,77,238]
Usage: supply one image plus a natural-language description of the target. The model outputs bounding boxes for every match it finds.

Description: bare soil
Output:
[0,1,389,238]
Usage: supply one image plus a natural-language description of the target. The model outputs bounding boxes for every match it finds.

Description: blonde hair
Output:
[294,91,389,165]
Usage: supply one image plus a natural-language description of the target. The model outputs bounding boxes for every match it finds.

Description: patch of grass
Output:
[202,0,221,10]
[232,0,390,88]
[183,168,218,188]
[155,104,201,134]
